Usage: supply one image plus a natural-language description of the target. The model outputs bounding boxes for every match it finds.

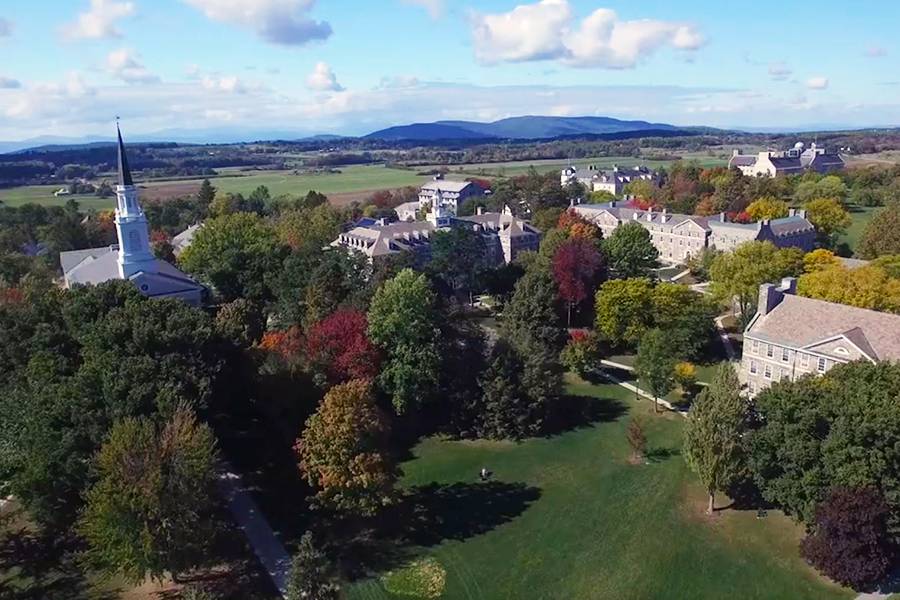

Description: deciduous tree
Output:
[745,196,789,221]
[594,277,653,346]
[552,237,606,326]
[603,221,658,278]
[305,309,380,388]
[804,198,851,247]
[858,206,900,259]
[634,328,677,412]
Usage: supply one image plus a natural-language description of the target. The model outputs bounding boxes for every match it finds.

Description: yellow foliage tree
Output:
[746,197,789,222]
[804,198,852,244]
[803,249,840,273]
[797,264,900,314]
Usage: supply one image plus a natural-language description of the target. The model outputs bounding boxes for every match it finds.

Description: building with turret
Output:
[59,126,205,305]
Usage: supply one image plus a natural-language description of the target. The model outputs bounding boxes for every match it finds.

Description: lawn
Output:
[0,164,426,209]
[839,204,878,255]
[346,377,851,600]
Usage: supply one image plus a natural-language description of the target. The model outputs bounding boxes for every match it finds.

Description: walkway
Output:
[714,315,738,361]
[596,367,686,418]
[217,462,290,597]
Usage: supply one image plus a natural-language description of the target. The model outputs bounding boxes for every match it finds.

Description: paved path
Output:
[597,368,687,418]
[217,463,290,597]
[669,269,692,282]
[714,315,738,361]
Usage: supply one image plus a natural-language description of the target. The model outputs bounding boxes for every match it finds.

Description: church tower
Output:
[114,125,157,278]
[427,188,451,228]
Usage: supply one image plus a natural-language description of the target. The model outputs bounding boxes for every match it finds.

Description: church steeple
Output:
[113,123,156,278]
[116,123,134,186]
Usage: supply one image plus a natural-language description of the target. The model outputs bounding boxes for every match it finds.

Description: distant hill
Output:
[364,115,683,141]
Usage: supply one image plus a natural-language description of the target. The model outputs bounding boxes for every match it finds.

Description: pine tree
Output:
[286,531,340,600]
[197,179,216,216]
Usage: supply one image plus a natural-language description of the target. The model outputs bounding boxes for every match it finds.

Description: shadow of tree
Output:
[645,446,680,463]
[332,481,541,580]
[543,395,628,437]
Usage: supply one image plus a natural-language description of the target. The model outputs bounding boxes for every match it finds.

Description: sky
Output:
[0,0,899,141]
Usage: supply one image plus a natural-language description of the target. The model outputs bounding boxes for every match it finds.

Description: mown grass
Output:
[346,377,850,600]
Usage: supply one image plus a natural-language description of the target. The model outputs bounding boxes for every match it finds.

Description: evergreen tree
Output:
[286,531,340,600]
[477,341,545,440]
[683,364,748,514]
[196,179,216,216]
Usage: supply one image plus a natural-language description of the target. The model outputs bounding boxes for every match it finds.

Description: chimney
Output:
[797,209,807,219]
[646,209,653,222]
[661,207,668,223]
[779,277,797,295]
[477,206,484,216]
[788,208,796,217]
[757,283,784,316]
[719,212,727,222]
[732,149,741,157]
[609,200,617,208]
[632,212,639,220]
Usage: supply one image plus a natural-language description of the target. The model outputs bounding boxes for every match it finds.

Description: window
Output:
[782,348,790,362]
[748,381,756,394]
[800,353,809,368]
[764,364,772,379]
[834,346,849,357]
[751,339,759,354]
[749,360,758,375]
[766,344,774,358]
[817,357,827,373]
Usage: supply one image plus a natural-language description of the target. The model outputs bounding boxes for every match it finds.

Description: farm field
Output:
[0,164,427,209]
[346,376,850,600]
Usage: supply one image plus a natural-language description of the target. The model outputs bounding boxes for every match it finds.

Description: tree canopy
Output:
[603,221,658,278]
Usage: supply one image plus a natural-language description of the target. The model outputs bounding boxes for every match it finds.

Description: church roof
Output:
[117,124,134,186]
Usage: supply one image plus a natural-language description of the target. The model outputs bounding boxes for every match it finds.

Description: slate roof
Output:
[768,156,804,171]
[60,246,117,274]
[420,180,475,194]
[803,152,845,169]
[61,245,203,296]
[172,223,202,255]
[747,294,900,361]
[769,215,815,236]
[730,155,757,167]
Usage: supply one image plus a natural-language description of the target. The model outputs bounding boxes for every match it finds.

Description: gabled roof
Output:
[768,215,815,236]
[420,180,475,193]
[60,246,117,275]
[730,155,757,167]
[746,294,900,361]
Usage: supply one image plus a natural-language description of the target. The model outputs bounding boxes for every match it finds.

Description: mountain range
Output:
[364,115,686,141]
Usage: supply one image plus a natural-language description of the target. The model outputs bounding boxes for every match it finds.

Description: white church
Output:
[59,126,205,305]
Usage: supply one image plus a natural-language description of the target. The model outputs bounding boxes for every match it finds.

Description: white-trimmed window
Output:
[817,357,827,373]
[764,364,772,379]
[800,353,809,368]
[782,348,790,362]
[766,344,774,358]
[751,339,759,354]
[748,381,756,394]
[750,360,758,375]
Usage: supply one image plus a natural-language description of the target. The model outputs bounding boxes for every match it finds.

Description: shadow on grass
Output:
[645,446,680,463]
[334,481,541,581]
[543,394,628,437]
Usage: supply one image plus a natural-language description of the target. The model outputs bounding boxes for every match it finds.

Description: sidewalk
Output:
[217,463,290,597]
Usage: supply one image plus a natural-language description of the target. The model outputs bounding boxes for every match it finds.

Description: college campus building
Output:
[59,127,205,305]
[739,278,900,396]
[560,164,658,196]
[728,142,845,177]
[332,190,540,266]
[572,201,816,264]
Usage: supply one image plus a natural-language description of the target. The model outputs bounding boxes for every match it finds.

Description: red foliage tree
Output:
[149,229,171,244]
[466,177,492,192]
[552,238,606,327]
[259,327,304,362]
[305,309,381,387]
[800,486,894,590]
[369,190,394,209]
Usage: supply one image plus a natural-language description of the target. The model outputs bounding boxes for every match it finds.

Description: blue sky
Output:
[0,0,898,141]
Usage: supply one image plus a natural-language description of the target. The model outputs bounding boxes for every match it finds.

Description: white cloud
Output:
[202,74,248,94]
[865,45,887,58]
[377,75,421,89]
[767,61,792,81]
[806,76,829,90]
[0,76,21,89]
[305,62,344,91]
[107,49,160,84]
[401,0,444,19]
[65,0,135,40]
[0,18,12,37]
[471,0,705,68]
[182,0,331,45]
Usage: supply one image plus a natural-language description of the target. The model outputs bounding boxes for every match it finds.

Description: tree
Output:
[305,309,381,388]
[560,330,602,377]
[429,226,486,303]
[477,340,547,440]
[801,487,894,590]
[748,362,900,529]
[745,197,789,221]
[502,268,565,354]
[594,278,653,347]
[797,263,900,313]
[276,204,346,253]
[858,207,900,259]
[804,198,851,247]
[708,241,804,326]
[683,364,748,514]
[197,179,216,215]
[673,361,697,396]
[367,269,441,414]
[215,298,264,347]
[603,221,658,278]
[286,531,340,600]
[651,283,717,360]
[79,408,219,583]
[552,237,605,326]
[626,417,647,461]
[179,212,283,303]
[794,175,848,205]
[802,248,840,273]
[296,380,395,515]
[301,249,371,328]
[634,328,676,412]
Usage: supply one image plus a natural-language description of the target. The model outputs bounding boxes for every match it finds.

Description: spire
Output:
[117,122,133,186]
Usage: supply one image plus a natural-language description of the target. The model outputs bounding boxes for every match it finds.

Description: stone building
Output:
[560,164,658,196]
[729,142,845,177]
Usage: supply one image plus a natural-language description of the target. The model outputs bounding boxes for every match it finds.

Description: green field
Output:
[347,376,850,600]
[839,204,878,254]
[0,164,427,209]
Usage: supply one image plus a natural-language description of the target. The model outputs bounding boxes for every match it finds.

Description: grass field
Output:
[839,204,878,254]
[347,376,850,600]
[0,164,426,209]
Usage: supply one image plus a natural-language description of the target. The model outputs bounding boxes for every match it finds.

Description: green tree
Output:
[683,364,748,514]
[651,283,718,360]
[797,263,900,313]
[804,198,851,247]
[196,179,216,216]
[745,196,789,221]
[367,269,441,414]
[286,531,340,600]
[594,277,653,347]
[858,206,900,259]
[794,175,848,205]
[179,212,283,303]
[477,340,548,440]
[215,298,264,347]
[603,221,658,278]
[429,226,486,303]
[634,328,677,412]
[296,380,395,514]
[502,268,565,355]
[708,241,804,326]
[79,408,219,583]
